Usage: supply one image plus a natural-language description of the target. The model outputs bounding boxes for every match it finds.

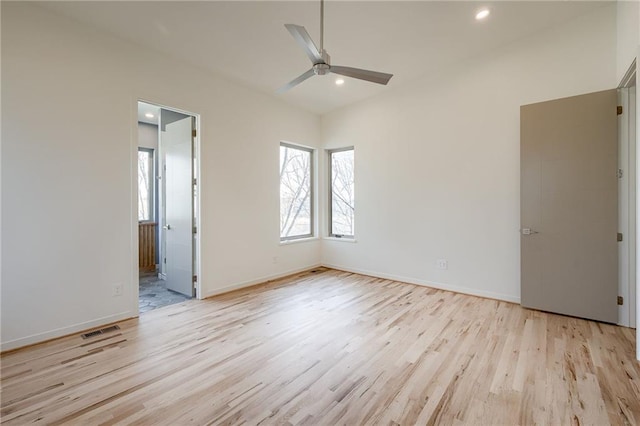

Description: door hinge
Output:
[617,169,623,179]
[617,296,624,305]
[193,178,197,185]
[193,275,198,283]
[193,226,197,234]
[617,106,623,115]
[617,232,623,242]
[192,129,197,138]
[164,257,167,264]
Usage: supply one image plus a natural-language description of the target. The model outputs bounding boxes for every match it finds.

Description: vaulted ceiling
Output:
[39,1,609,114]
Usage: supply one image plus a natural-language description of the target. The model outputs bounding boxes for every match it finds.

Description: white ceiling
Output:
[38,1,609,115]
[138,101,160,125]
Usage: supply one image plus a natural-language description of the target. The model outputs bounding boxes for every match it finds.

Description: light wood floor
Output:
[2,268,639,425]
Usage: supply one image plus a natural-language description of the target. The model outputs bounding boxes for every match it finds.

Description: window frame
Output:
[138,147,155,222]
[279,142,315,241]
[328,146,355,239]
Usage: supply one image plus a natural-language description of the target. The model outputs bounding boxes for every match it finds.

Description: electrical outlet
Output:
[436,259,448,270]
[272,256,278,264]
[112,284,123,297]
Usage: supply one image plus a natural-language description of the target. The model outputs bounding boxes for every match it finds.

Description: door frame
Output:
[618,60,637,329]
[132,98,202,315]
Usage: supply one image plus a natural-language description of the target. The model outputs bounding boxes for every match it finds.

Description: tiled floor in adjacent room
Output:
[139,272,191,313]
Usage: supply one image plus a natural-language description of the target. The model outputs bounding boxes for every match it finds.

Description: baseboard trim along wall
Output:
[2,263,518,352]
[202,264,324,299]
[0,311,135,353]
[322,263,522,305]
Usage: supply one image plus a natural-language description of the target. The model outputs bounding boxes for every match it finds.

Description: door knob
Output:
[521,228,538,235]
[163,224,171,230]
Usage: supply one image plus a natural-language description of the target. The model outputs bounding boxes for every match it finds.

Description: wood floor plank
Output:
[2,268,639,425]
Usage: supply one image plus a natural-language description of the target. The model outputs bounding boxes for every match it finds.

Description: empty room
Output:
[1,0,639,424]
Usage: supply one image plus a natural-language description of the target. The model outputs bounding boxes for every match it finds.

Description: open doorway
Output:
[137,101,200,313]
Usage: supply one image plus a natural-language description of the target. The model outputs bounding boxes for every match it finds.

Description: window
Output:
[280,143,314,240]
[138,148,154,221]
[329,148,355,237]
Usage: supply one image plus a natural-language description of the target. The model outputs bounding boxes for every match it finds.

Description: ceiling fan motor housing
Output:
[313,63,330,75]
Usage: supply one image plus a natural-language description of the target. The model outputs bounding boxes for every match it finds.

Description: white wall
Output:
[617,0,639,83]
[1,3,321,350]
[321,5,617,303]
[0,1,630,353]
[138,122,158,151]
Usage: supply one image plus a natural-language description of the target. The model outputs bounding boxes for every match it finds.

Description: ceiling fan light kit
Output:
[277,0,393,93]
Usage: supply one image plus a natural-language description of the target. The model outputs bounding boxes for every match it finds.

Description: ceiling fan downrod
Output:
[320,0,324,53]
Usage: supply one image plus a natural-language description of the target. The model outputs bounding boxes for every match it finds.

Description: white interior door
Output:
[163,116,194,297]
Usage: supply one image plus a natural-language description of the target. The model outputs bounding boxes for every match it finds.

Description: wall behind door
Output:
[616,0,639,83]
[138,123,158,150]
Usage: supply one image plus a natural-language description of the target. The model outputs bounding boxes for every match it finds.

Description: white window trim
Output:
[323,236,357,243]
[279,236,320,245]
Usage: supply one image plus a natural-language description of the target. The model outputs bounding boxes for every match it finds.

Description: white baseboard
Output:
[202,264,323,299]
[1,264,518,352]
[322,263,521,304]
[1,311,135,352]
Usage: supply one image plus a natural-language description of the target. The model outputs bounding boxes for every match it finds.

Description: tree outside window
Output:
[280,143,313,240]
[329,148,354,237]
[138,148,154,221]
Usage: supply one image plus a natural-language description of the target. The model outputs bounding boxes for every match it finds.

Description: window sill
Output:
[279,237,319,246]
[323,237,357,243]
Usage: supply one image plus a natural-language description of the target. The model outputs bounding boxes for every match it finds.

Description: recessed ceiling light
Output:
[335,78,345,86]
[475,9,490,20]
[145,113,154,118]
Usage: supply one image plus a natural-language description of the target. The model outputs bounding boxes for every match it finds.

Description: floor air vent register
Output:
[80,325,121,339]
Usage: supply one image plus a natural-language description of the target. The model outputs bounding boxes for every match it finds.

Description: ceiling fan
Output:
[277,0,393,93]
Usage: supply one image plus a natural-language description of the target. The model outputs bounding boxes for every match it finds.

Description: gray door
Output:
[163,116,194,298]
[520,89,618,323]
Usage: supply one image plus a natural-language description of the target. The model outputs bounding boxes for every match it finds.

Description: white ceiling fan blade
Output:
[284,24,323,64]
[330,66,393,85]
[277,68,316,93]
